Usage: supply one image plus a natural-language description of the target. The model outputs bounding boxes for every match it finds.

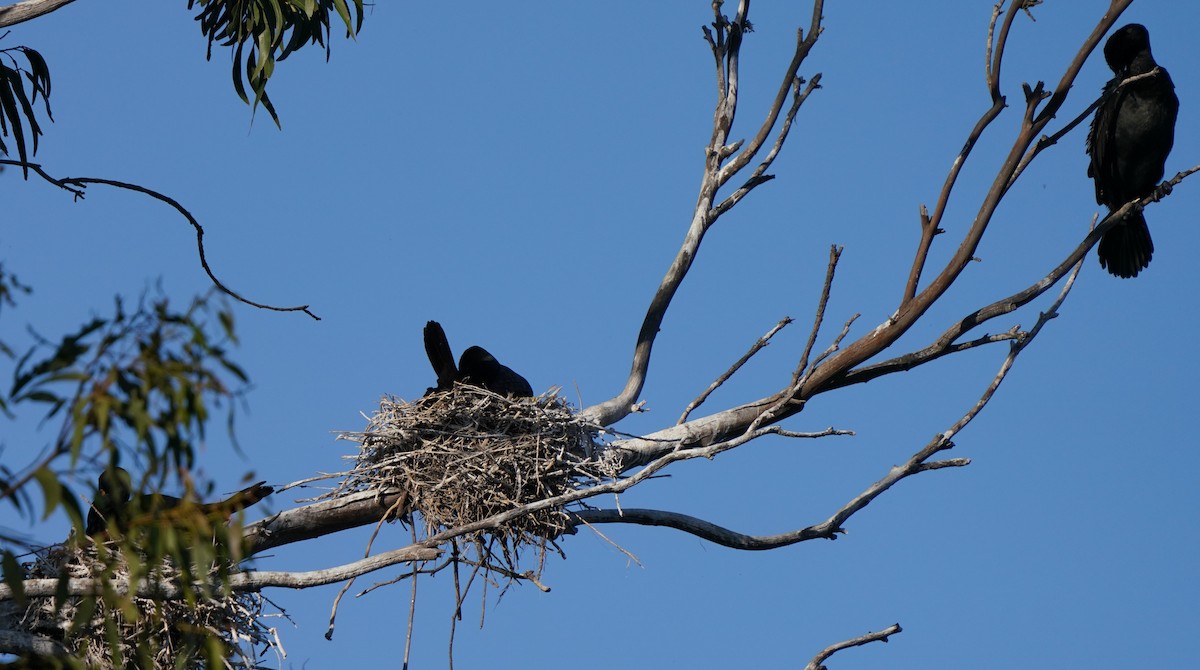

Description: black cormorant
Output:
[1087,23,1179,278]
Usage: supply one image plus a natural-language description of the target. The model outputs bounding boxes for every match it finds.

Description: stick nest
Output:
[335,387,614,547]
[1,544,283,668]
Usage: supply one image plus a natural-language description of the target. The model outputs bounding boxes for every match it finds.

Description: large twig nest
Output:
[1,544,282,669]
[336,387,613,549]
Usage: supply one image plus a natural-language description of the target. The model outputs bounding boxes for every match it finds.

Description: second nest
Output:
[338,386,612,544]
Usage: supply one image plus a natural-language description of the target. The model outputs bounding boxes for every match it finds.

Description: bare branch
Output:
[718,0,825,184]
[712,72,822,216]
[805,624,902,670]
[833,164,1199,391]
[983,2,1003,97]
[1,159,320,320]
[901,204,939,306]
[987,0,1026,103]
[600,3,1146,466]
[795,245,842,383]
[678,316,793,425]
[831,327,1022,389]
[0,0,76,28]
[3,545,442,599]
[582,2,825,427]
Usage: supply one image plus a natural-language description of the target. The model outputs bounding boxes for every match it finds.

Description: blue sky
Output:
[4,2,1199,668]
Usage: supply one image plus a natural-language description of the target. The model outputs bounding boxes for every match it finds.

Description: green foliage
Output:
[0,289,247,532]
[0,285,261,666]
[0,43,52,177]
[189,0,365,125]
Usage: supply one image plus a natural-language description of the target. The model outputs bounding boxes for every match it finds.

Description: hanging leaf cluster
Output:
[0,43,52,177]
[189,0,365,125]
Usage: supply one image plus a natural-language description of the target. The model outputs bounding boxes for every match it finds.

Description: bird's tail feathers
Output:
[226,482,274,509]
[1098,212,1154,278]
[423,320,458,389]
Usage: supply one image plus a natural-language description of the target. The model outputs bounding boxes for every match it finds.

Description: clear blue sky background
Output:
[4,2,1199,668]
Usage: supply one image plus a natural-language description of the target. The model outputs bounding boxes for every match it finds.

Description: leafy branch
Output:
[189,0,365,125]
[0,40,50,176]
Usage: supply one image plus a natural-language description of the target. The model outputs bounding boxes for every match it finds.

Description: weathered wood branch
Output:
[0,0,76,28]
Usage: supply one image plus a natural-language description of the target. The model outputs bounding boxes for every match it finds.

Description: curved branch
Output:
[2,159,321,320]
[0,0,76,29]
[805,624,902,670]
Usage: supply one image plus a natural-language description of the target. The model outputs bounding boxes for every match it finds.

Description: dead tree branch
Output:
[603,1,1149,468]
[0,0,76,28]
[583,0,825,427]
[795,245,843,383]
[805,624,902,670]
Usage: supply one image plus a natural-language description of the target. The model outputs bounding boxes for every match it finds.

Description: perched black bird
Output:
[422,320,533,397]
[1087,23,1179,278]
[85,466,273,536]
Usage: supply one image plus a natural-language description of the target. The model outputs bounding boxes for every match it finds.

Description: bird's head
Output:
[96,466,133,503]
[1104,23,1152,76]
[459,346,498,368]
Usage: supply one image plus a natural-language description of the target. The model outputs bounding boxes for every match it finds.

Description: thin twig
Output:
[794,245,842,383]
[403,525,418,670]
[1,159,319,320]
[711,72,823,217]
[678,316,793,425]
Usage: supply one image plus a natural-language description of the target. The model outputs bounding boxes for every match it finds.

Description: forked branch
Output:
[583,1,826,427]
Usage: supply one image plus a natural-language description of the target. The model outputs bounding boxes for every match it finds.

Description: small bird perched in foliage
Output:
[423,321,533,397]
[85,466,273,537]
[1086,23,1179,278]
